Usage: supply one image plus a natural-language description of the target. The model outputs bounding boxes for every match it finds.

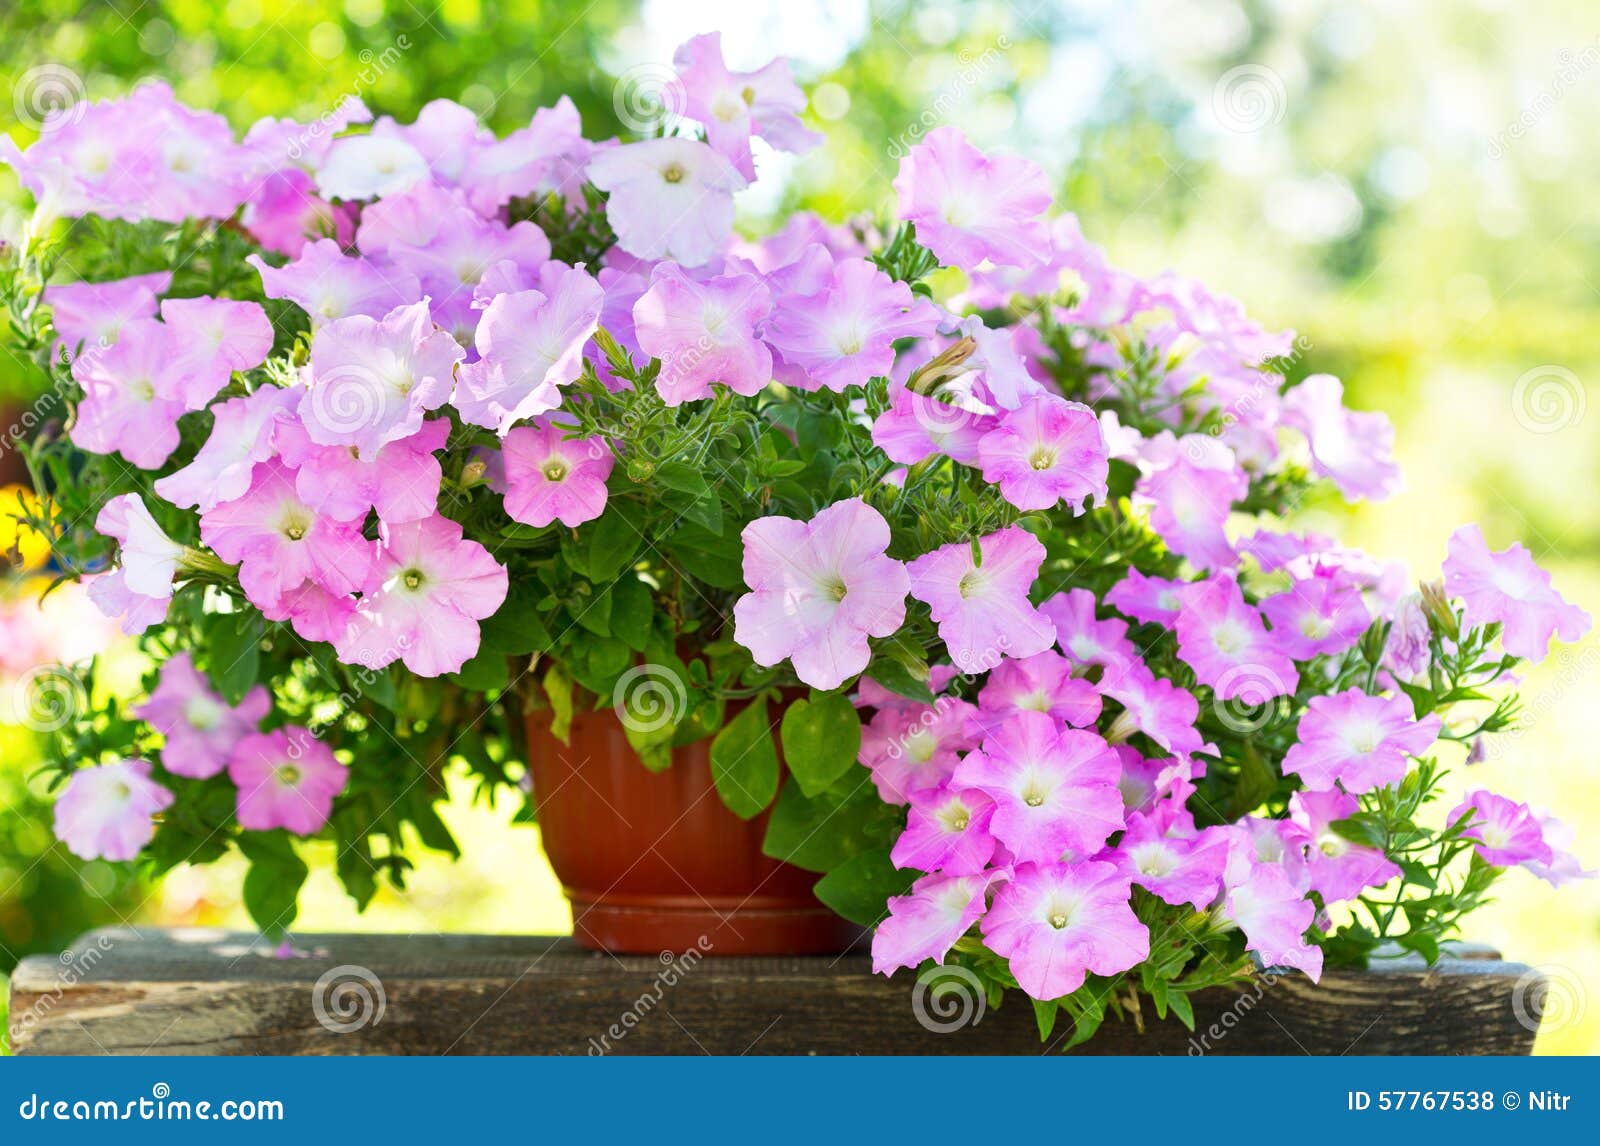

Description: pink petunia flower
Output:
[672,32,821,179]
[633,263,773,406]
[1174,576,1299,702]
[971,650,1102,737]
[1220,845,1322,981]
[459,96,592,213]
[1442,524,1591,664]
[299,300,464,459]
[133,652,270,779]
[1110,814,1228,910]
[1519,811,1595,887]
[336,515,509,678]
[68,318,189,468]
[977,394,1109,513]
[1280,373,1402,502]
[249,239,421,329]
[1105,569,1188,627]
[1038,588,1138,674]
[53,758,174,862]
[860,696,978,804]
[891,784,998,875]
[981,861,1149,1000]
[45,270,171,355]
[870,380,995,466]
[908,527,1056,674]
[872,870,995,976]
[1136,450,1248,570]
[1101,663,1218,766]
[501,419,615,528]
[275,416,450,525]
[155,386,300,513]
[1449,790,1555,869]
[1382,592,1432,681]
[229,727,348,837]
[1289,788,1400,903]
[158,296,275,410]
[1259,573,1371,661]
[588,138,747,266]
[94,493,184,612]
[1281,689,1442,794]
[732,498,910,691]
[240,167,356,258]
[954,711,1124,863]
[893,127,1051,269]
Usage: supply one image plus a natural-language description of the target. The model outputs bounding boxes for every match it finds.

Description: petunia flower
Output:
[1381,592,1432,680]
[249,239,421,329]
[299,300,465,459]
[673,32,821,180]
[588,137,747,266]
[500,419,615,528]
[68,318,190,468]
[1136,450,1247,570]
[1289,788,1400,903]
[155,386,300,513]
[45,270,171,355]
[158,296,275,410]
[275,416,450,525]
[981,861,1149,1000]
[908,526,1056,673]
[459,96,592,213]
[240,167,356,258]
[1038,588,1138,674]
[954,711,1124,863]
[872,871,995,976]
[633,263,773,406]
[970,650,1102,738]
[891,784,998,875]
[1281,689,1442,794]
[976,394,1109,514]
[1105,569,1188,627]
[94,493,184,609]
[1280,373,1402,502]
[1219,846,1322,981]
[1259,573,1371,661]
[732,498,910,691]
[860,696,978,804]
[336,515,509,678]
[1110,814,1229,910]
[229,726,349,837]
[1519,812,1595,887]
[870,379,995,466]
[1449,790,1555,868]
[1101,663,1217,765]
[1442,523,1591,663]
[133,652,270,780]
[893,127,1051,269]
[52,758,174,862]
[315,133,430,201]
[1174,576,1299,702]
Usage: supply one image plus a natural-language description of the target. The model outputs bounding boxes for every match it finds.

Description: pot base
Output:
[567,894,863,956]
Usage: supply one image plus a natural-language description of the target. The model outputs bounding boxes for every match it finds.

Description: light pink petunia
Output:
[240,167,356,258]
[275,416,450,525]
[94,493,184,607]
[977,394,1108,513]
[870,380,995,466]
[249,239,420,329]
[908,527,1056,674]
[155,386,300,513]
[970,650,1102,737]
[891,785,998,875]
[315,133,430,201]
[588,138,747,267]
[872,871,996,976]
[453,264,604,432]
[1281,689,1442,794]
[1174,577,1299,702]
[981,861,1149,1000]
[633,263,773,406]
[1280,374,1402,502]
[1110,814,1229,910]
[1519,812,1595,887]
[133,652,270,780]
[1037,588,1138,674]
[1101,663,1217,766]
[1382,592,1433,681]
[157,296,275,410]
[460,96,592,212]
[1449,790,1555,869]
[336,515,509,678]
[1442,523,1591,664]
[1136,451,1248,570]
[45,270,171,355]
[955,713,1124,863]
[68,318,190,468]
[1220,845,1322,981]
[1259,573,1371,661]
[229,726,348,837]
[672,32,821,180]
[732,498,910,691]
[893,127,1051,269]
[299,300,465,459]
[53,758,174,862]
[860,696,978,804]
[1105,569,1188,627]
[1289,788,1400,903]
[501,420,615,528]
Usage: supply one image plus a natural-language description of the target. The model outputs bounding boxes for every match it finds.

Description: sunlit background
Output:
[3,0,1597,1053]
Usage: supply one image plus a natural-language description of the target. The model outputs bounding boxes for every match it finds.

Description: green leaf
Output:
[201,610,263,705]
[572,584,612,636]
[811,848,913,926]
[780,692,863,797]
[610,575,654,652]
[762,775,890,871]
[1167,990,1196,1031]
[1032,999,1060,1041]
[864,659,934,705]
[237,832,308,939]
[478,590,552,656]
[653,460,711,497]
[449,648,510,691]
[586,504,644,582]
[1331,813,1388,850]
[543,664,574,743]
[709,695,780,819]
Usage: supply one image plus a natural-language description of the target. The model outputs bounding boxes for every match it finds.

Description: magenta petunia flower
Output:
[1449,790,1555,869]
[267,581,359,646]
[249,239,421,329]
[860,696,978,804]
[299,300,465,460]
[1038,588,1137,673]
[588,138,746,267]
[1175,576,1299,702]
[158,296,275,410]
[1289,788,1400,903]
[1105,569,1188,627]
[1220,846,1322,981]
[732,498,910,691]
[971,650,1102,737]
[763,252,939,392]
[908,527,1056,673]
[200,458,374,612]
[1281,688,1442,794]
[977,394,1108,513]
[870,379,995,466]
[981,861,1148,1000]
[1113,747,1192,815]
[454,264,605,432]
[45,270,171,355]
[1442,524,1591,663]
[1259,573,1371,661]
[240,167,356,259]
[673,32,821,180]
[893,127,1051,269]
[155,386,300,513]
[872,871,995,976]
[53,758,174,862]
[634,263,773,406]
[891,784,998,875]
[133,652,270,779]
[501,419,615,528]
[954,711,1124,863]
[69,318,190,468]
[276,416,450,525]
[1136,452,1247,570]
[1101,663,1217,766]
[336,515,509,678]
[1280,373,1402,502]
[1110,813,1228,910]
[229,727,348,837]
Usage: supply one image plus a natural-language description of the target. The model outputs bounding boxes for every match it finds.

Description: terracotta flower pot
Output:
[524,702,862,956]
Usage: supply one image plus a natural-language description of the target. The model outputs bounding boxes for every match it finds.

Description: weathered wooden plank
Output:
[7,929,1543,1055]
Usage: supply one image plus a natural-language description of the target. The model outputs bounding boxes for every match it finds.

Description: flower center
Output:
[661,163,686,184]
[131,378,156,402]
[543,459,570,482]
[820,574,848,602]
[1210,620,1250,656]
[402,568,426,591]
[185,694,224,732]
[937,802,971,833]
[957,570,986,600]
[1028,447,1057,471]
[275,765,301,787]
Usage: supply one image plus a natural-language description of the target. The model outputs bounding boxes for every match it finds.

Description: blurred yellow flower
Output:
[0,485,50,572]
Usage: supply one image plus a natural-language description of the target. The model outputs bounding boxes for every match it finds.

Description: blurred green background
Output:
[3,0,1597,1052]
